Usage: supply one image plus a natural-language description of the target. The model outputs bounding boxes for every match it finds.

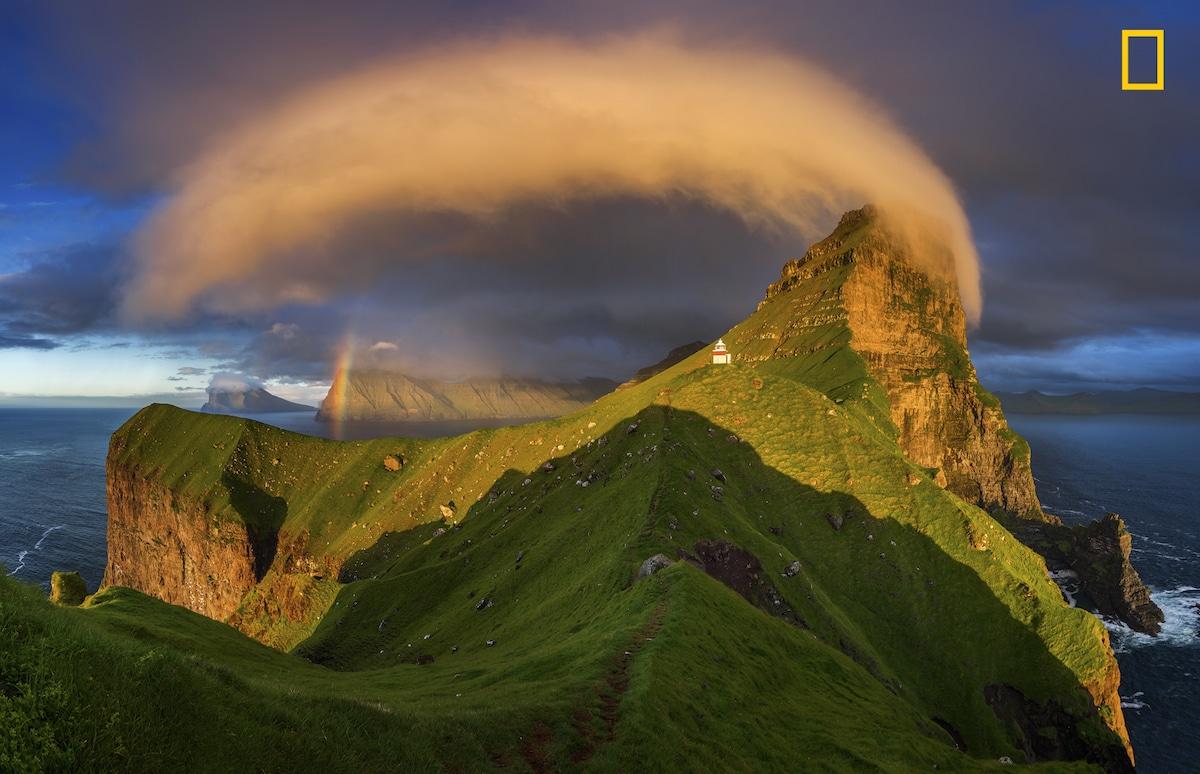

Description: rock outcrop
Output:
[983,683,1132,771]
[49,571,87,606]
[316,370,616,422]
[104,457,261,622]
[1005,512,1164,635]
[747,206,1042,519]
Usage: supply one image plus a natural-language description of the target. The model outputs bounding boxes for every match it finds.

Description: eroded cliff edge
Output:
[105,454,260,621]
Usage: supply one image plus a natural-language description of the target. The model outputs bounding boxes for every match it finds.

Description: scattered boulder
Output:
[711,468,726,482]
[710,485,724,501]
[638,554,673,578]
[691,540,806,628]
[49,571,86,606]
[475,597,494,611]
[907,472,922,486]
[541,461,556,472]
[966,522,990,551]
[768,526,782,536]
[782,561,801,578]
[383,455,403,472]
[485,639,497,647]
[626,421,641,435]
[439,502,457,520]
[826,512,844,531]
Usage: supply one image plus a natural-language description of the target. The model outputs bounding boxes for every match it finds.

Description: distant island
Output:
[201,386,315,414]
[315,371,616,422]
[997,388,1200,415]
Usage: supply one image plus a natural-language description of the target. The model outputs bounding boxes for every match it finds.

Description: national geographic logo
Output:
[1122,29,1164,90]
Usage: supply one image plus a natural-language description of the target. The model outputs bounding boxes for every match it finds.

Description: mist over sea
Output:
[2,407,1196,770]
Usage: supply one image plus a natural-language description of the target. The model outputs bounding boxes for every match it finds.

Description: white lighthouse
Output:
[711,338,731,365]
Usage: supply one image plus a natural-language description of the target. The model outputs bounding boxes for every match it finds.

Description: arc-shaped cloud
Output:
[125,33,981,322]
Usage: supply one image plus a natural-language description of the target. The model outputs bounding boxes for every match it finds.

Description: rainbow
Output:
[326,334,355,439]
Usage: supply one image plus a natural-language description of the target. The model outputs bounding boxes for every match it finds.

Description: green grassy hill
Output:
[2,212,1134,771]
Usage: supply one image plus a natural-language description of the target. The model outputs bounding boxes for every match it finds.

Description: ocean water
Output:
[1009,414,1200,773]
[0,408,130,592]
[1,407,1195,770]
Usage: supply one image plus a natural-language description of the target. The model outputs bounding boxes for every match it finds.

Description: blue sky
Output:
[0,1,1197,404]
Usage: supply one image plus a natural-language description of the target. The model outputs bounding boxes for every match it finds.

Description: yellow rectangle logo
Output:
[1122,29,1164,90]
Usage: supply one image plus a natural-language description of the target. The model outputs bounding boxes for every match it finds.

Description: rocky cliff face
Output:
[105,455,260,622]
[1006,513,1165,635]
[755,207,1042,518]
[316,370,615,422]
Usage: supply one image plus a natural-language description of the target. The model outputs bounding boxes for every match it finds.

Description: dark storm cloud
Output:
[23,1,1200,388]
[0,243,123,350]
[209,198,785,381]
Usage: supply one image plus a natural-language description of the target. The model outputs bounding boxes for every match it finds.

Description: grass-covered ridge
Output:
[7,402,1115,770]
[17,368,1126,769]
[6,211,1132,769]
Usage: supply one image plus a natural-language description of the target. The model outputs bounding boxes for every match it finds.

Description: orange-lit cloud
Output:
[124,33,982,323]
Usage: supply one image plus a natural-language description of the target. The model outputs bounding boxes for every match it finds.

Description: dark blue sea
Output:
[2,408,1196,770]
[1009,414,1200,774]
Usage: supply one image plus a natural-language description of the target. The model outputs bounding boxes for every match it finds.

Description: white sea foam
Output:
[0,448,53,460]
[4,525,67,577]
[1048,569,1081,608]
[1050,508,1090,518]
[7,550,28,576]
[34,525,63,549]
[1107,586,1200,652]
[1120,691,1149,711]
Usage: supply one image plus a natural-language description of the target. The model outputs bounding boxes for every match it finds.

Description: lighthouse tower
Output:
[711,338,731,365]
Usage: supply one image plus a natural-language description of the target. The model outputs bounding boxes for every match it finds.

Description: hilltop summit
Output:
[745,205,1041,517]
